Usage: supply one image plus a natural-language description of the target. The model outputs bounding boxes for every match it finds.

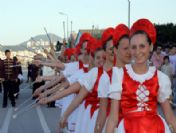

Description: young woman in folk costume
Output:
[95,28,116,131]
[106,18,176,133]
[91,26,118,133]
[33,33,92,97]
[94,24,131,133]
[101,27,116,74]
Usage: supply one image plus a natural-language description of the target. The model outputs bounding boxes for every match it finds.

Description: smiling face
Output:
[115,37,131,65]
[105,39,114,62]
[130,33,153,65]
[94,49,105,67]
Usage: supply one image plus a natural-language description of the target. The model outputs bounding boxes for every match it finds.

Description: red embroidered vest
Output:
[120,67,165,133]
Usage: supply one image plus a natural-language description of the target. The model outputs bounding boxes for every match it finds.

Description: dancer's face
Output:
[105,39,114,61]
[116,37,131,64]
[130,34,152,65]
[94,50,105,67]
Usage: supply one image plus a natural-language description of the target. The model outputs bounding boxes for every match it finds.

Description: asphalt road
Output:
[0,70,61,133]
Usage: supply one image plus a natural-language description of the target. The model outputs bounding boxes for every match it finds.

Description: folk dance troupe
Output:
[29,18,176,133]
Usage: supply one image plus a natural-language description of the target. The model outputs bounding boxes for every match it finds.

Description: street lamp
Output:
[59,12,69,42]
[71,21,73,35]
[63,21,66,39]
[127,0,131,28]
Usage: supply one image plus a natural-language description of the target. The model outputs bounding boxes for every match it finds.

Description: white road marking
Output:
[1,108,13,133]
[36,106,51,133]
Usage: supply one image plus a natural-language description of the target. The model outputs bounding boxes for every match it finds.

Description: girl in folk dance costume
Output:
[106,18,176,133]
[92,27,117,132]
[59,48,105,133]
[95,24,131,133]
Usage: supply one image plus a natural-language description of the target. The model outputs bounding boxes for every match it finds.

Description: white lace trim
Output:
[125,64,156,83]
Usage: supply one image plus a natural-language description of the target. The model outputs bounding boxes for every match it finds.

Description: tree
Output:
[155,23,176,47]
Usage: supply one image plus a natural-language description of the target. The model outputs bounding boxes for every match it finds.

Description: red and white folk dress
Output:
[74,67,104,133]
[109,64,172,133]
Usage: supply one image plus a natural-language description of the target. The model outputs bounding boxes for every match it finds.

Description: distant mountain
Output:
[20,33,63,46]
[0,33,63,51]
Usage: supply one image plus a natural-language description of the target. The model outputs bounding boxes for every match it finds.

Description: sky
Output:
[0,0,176,45]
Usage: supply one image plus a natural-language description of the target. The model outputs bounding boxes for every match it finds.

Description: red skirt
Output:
[123,111,165,133]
